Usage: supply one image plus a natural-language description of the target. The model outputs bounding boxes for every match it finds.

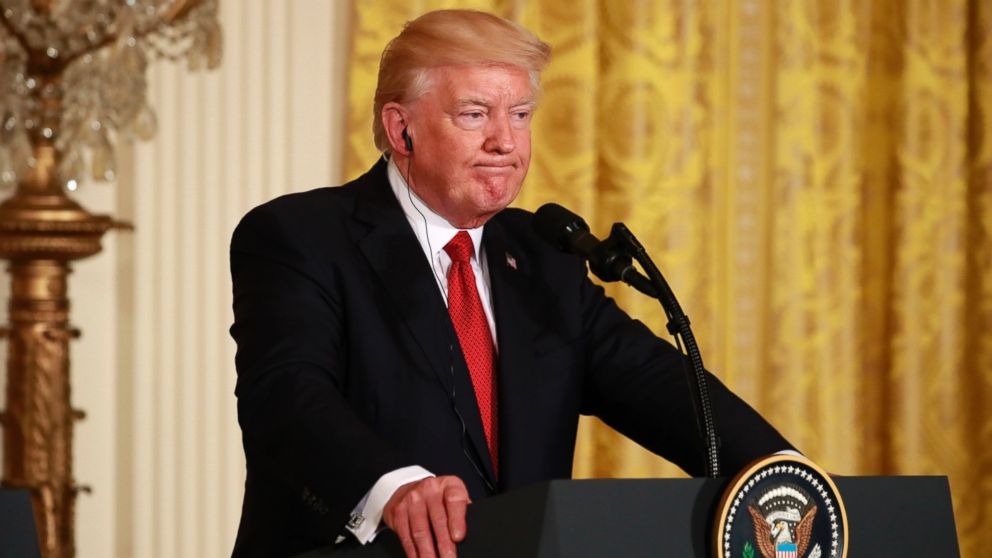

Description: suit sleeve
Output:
[573,263,794,476]
[229,204,409,539]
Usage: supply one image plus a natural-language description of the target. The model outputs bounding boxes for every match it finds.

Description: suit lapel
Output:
[350,162,496,487]
[483,219,547,489]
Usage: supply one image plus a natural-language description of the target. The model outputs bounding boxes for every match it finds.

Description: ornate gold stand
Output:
[0,144,120,557]
[0,1,217,554]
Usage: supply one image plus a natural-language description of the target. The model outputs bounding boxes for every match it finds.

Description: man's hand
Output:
[382,475,470,558]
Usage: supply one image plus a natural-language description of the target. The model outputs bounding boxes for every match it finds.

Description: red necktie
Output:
[443,231,498,475]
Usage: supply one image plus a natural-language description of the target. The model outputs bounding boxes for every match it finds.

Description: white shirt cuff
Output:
[345,465,434,544]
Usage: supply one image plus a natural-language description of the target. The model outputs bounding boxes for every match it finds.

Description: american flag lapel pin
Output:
[505,252,517,270]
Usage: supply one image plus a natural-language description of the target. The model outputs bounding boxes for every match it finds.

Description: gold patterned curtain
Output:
[344,1,992,554]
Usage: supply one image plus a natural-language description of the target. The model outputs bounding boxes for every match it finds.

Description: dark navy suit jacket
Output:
[229,159,792,557]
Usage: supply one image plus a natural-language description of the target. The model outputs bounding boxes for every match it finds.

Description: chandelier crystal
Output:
[0,0,221,189]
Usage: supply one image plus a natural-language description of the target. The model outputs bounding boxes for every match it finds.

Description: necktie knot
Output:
[444,231,474,263]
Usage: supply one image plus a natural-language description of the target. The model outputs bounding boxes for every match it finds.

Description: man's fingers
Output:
[406,490,437,558]
[426,487,455,558]
[397,523,418,558]
[443,484,469,542]
[387,498,418,558]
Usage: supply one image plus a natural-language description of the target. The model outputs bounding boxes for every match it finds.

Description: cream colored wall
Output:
[0,1,352,556]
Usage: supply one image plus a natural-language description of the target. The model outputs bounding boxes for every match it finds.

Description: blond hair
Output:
[372,9,552,153]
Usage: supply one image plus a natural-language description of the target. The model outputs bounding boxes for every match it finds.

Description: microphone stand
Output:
[605,223,722,478]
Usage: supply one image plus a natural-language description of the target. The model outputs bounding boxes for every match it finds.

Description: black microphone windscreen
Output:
[533,203,589,251]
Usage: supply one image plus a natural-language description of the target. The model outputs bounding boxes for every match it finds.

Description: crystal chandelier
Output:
[0,0,221,190]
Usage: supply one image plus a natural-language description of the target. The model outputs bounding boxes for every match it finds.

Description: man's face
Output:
[403,64,534,229]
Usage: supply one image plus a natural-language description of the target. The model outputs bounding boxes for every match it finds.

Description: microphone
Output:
[533,203,656,297]
[534,202,722,477]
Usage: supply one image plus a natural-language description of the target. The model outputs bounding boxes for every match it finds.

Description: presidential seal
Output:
[714,455,847,558]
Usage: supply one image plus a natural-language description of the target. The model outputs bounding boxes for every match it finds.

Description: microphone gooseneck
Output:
[533,203,722,478]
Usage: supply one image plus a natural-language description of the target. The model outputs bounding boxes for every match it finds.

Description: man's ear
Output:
[382,102,412,156]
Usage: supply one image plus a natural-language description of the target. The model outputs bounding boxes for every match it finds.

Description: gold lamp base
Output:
[0,174,125,557]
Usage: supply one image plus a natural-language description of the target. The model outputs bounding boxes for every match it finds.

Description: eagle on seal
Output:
[747,502,817,558]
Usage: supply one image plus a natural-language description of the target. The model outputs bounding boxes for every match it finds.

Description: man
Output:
[229,9,793,558]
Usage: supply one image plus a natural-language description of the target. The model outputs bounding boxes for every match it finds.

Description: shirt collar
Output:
[386,156,484,261]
